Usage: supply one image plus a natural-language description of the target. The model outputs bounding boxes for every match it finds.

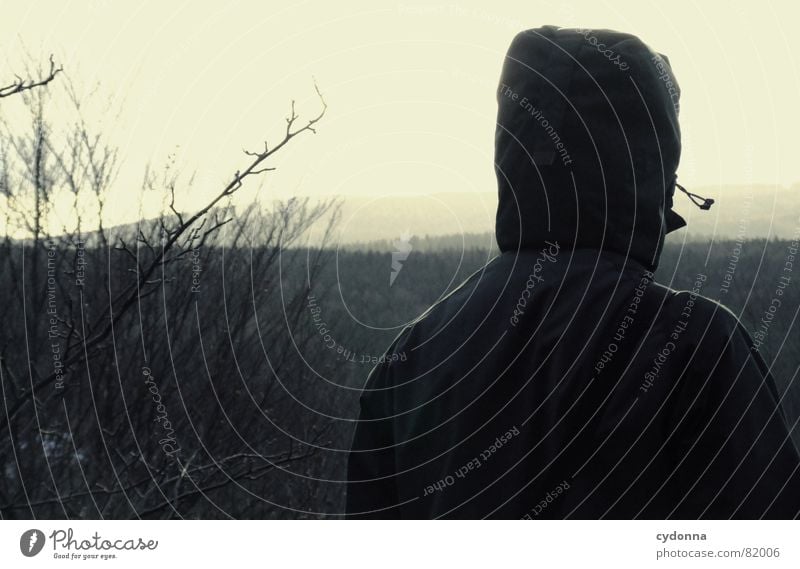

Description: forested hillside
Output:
[4,229,796,518]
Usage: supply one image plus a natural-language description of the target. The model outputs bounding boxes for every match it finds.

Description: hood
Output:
[494,26,684,270]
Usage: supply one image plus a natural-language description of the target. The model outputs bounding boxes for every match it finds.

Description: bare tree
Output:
[0,76,351,519]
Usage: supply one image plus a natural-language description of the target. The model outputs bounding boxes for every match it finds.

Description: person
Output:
[346,26,800,519]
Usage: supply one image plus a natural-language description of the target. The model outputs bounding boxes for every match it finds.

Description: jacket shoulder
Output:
[652,279,742,339]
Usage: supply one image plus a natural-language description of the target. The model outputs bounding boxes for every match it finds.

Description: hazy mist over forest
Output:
[313,184,800,248]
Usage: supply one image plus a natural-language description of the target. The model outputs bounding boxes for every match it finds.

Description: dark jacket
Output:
[346,26,800,519]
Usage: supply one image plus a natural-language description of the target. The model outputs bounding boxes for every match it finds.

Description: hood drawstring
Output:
[676,183,714,210]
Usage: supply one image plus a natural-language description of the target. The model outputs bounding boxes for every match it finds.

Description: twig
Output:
[0,55,62,99]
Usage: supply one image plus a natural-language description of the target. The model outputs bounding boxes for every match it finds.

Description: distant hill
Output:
[311,184,800,248]
[669,183,800,240]
[10,184,797,249]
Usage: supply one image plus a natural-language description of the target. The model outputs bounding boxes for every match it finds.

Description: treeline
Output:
[2,230,798,519]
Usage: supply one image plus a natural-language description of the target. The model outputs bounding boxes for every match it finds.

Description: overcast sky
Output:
[1,0,799,232]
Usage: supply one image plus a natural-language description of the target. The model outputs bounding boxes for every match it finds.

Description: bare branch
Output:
[0,55,62,99]
[0,82,328,433]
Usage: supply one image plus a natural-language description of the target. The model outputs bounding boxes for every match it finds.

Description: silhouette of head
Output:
[495,26,684,269]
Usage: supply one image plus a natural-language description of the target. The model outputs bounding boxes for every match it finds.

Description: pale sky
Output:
[1,0,799,234]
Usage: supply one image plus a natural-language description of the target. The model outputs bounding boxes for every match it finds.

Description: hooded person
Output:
[346,26,800,519]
